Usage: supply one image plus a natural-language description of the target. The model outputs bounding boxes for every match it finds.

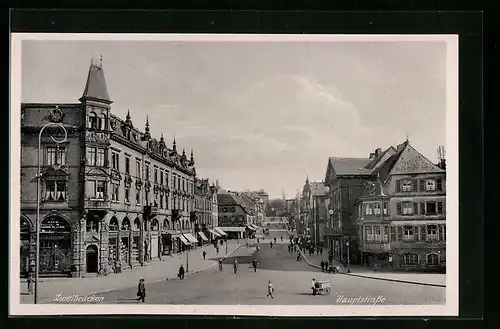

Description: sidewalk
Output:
[300,250,446,287]
[20,240,243,304]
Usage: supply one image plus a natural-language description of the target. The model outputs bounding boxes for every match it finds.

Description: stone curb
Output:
[299,250,446,288]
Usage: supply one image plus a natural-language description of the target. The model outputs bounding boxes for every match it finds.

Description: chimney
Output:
[369,152,376,159]
[375,148,382,157]
[439,159,446,170]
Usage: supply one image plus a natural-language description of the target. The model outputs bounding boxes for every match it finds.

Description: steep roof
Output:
[80,60,111,103]
[310,181,328,196]
[328,157,373,176]
[365,146,397,169]
[374,141,444,183]
[217,193,240,206]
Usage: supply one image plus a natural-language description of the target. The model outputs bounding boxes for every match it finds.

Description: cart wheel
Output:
[324,288,331,295]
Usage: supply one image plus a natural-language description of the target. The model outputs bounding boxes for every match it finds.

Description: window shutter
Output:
[390,226,396,242]
[413,226,419,240]
[420,225,426,241]
[413,202,419,215]
[396,202,402,215]
[437,202,443,214]
[420,202,426,215]
[396,180,401,192]
[419,179,424,192]
[438,225,443,241]
[397,226,402,241]
[436,178,442,191]
[412,179,418,192]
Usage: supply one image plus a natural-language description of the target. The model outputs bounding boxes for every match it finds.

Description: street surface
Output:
[93,240,445,305]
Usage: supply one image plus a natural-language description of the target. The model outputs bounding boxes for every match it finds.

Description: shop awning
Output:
[208,229,221,238]
[198,231,209,241]
[178,235,191,246]
[183,233,198,244]
[214,227,227,236]
[246,225,257,231]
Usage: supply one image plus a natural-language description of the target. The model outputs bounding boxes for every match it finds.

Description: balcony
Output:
[84,199,111,210]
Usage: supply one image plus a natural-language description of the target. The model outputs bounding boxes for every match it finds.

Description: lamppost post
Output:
[346,240,351,273]
[35,122,68,304]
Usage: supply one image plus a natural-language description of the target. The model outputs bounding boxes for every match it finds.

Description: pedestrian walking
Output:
[136,278,146,303]
[233,259,238,274]
[252,257,257,272]
[280,236,283,242]
[320,248,323,256]
[270,241,273,249]
[178,264,185,280]
[320,260,325,272]
[216,246,219,255]
[257,238,260,243]
[266,280,274,299]
[274,237,277,244]
[219,258,223,272]
[316,248,320,255]
[325,259,329,273]
[27,273,34,295]
[202,250,206,260]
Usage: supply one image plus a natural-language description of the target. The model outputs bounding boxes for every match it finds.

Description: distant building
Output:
[217,192,259,239]
[356,141,446,269]
[247,189,269,212]
[310,182,329,247]
[194,178,219,244]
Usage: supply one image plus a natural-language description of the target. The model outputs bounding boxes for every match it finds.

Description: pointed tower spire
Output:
[182,148,186,157]
[306,176,310,185]
[144,116,151,139]
[80,57,112,104]
[173,135,177,153]
[160,132,164,142]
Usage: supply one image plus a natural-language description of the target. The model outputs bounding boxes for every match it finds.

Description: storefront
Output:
[39,215,72,275]
[183,233,199,248]
[132,217,141,265]
[178,234,191,251]
[197,231,209,245]
[20,217,32,276]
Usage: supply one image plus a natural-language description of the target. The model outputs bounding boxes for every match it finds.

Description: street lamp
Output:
[35,122,68,304]
[346,241,351,273]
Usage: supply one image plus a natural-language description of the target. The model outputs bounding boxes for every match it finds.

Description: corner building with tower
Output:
[20,59,202,277]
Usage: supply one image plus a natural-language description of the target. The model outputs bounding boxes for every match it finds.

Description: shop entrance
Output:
[86,245,98,273]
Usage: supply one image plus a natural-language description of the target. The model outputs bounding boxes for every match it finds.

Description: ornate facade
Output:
[20,59,197,277]
[356,140,446,269]
[194,178,219,242]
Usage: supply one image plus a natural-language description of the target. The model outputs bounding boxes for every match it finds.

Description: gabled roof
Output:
[365,147,397,169]
[310,181,328,196]
[328,157,373,176]
[217,193,240,207]
[80,61,111,103]
[374,141,444,183]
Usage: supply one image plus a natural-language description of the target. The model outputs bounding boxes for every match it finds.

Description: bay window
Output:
[96,148,105,166]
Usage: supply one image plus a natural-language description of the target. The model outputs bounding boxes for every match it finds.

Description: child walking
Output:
[266,280,274,299]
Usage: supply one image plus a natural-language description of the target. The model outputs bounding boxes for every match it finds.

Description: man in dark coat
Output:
[178,265,185,280]
[320,260,325,272]
[202,250,206,260]
[252,257,258,272]
[136,278,146,303]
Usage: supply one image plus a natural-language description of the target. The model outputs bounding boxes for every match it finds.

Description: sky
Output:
[21,39,447,199]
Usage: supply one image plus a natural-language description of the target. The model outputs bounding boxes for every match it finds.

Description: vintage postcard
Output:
[9,33,458,316]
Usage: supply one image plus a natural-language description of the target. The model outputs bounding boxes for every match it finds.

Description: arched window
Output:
[109,217,119,231]
[151,218,159,231]
[163,219,170,230]
[121,217,130,231]
[88,112,98,129]
[426,253,439,266]
[403,253,419,266]
[134,218,141,231]
[99,114,107,130]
